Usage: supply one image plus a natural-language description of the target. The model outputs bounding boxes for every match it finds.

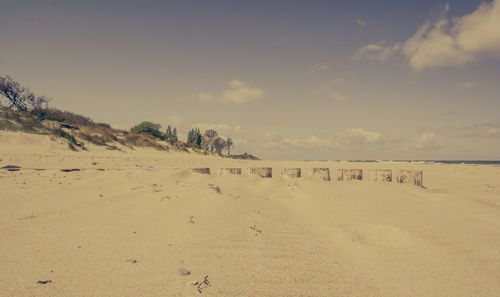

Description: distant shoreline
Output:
[300,160,500,165]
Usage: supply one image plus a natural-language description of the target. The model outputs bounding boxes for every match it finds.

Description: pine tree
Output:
[195,129,202,147]
[187,127,202,148]
[166,125,173,140]
[173,127,178,142]
[226,137,234,156]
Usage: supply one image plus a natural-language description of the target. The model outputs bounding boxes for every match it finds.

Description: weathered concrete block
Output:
[192,168,211,175]
[369,169,392,182]
[248,167,272,178]
[338,169,363,181]
[396,170,423,187]
[281,168,301,178]
[219,168,242,175]
[310,168,331,181]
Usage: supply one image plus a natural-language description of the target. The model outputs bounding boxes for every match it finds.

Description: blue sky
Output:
[1,0,499,159]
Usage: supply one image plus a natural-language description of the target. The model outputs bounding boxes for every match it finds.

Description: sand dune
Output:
[1,131,500,296]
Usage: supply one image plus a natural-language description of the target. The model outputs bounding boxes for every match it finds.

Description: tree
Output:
[225,137,234,156]
[165,125,179,143]
[203,129,218,153]
[166,125,173,139]
[172,127,178,142]
[130,121,165,139]
[200,138,210,151]
[0,75,50,111]
[213,137,226,154]
[187,127,202,148]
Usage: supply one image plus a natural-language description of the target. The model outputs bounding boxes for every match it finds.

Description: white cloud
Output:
[456,81,476,89]
[455,0,500,57]
[343,128,382,144]
[354,0,500,71]
[402,16,475,71]
[415,132,441,150]
[193,122,242,135]
[198,80,264,104]
[258,128,391,155]
[260,134,339,151]
[440,120,500,139]
[353,41,401,61]
[283,135,336,149]
[356,19,367,28]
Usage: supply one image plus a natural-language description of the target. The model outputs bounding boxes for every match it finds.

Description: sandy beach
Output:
[1,131,499,296]
[2,0,500,295]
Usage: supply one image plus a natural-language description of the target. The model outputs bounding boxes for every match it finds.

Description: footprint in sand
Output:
[178,268,191,276]
[342,224,420,249]
[250,224,262,236]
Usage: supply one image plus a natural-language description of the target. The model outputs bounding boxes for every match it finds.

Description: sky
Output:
[1,0,499,160]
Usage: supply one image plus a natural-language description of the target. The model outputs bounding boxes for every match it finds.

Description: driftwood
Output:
[369,169,392,182]
[281,168,301,178]
[192,168,211,175]
[248,167,272,178]
[396,170,423,187]
[338,169,363,181]
[61,168,80,172]
[219,168,242,175]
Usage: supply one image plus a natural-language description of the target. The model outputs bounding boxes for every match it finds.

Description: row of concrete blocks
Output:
[192,168,423,187]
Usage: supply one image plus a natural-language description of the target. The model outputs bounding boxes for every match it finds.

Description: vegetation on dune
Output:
[51,128,86,151]
[0,75,258,158]
[187,127,203,148]
[130,121,166,140]
[228,152,259,160]
[165,125,178,143]
[203,129,218,152]
[0,75,50,111]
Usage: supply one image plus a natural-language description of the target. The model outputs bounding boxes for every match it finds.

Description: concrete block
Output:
[219,168,242,175]
[369,169,392,182]
[310,168,331,181]
[338,169,363,181]
[281,168,301,178]
[396,170,423,187]
[248,167,272,178]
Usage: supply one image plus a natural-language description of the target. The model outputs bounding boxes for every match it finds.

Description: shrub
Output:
[20,117,43,132]
[123,133,168,151]
[39,108,94,126]
[96,122,111,129]
[229,152,259,160]
[0,119,17,130]
[130,121,165,140]
[51,128,85,150]
[79,132,107,146]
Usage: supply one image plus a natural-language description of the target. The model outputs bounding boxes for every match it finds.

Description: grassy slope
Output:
[0,107,259,159]
[0,107,188,152]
